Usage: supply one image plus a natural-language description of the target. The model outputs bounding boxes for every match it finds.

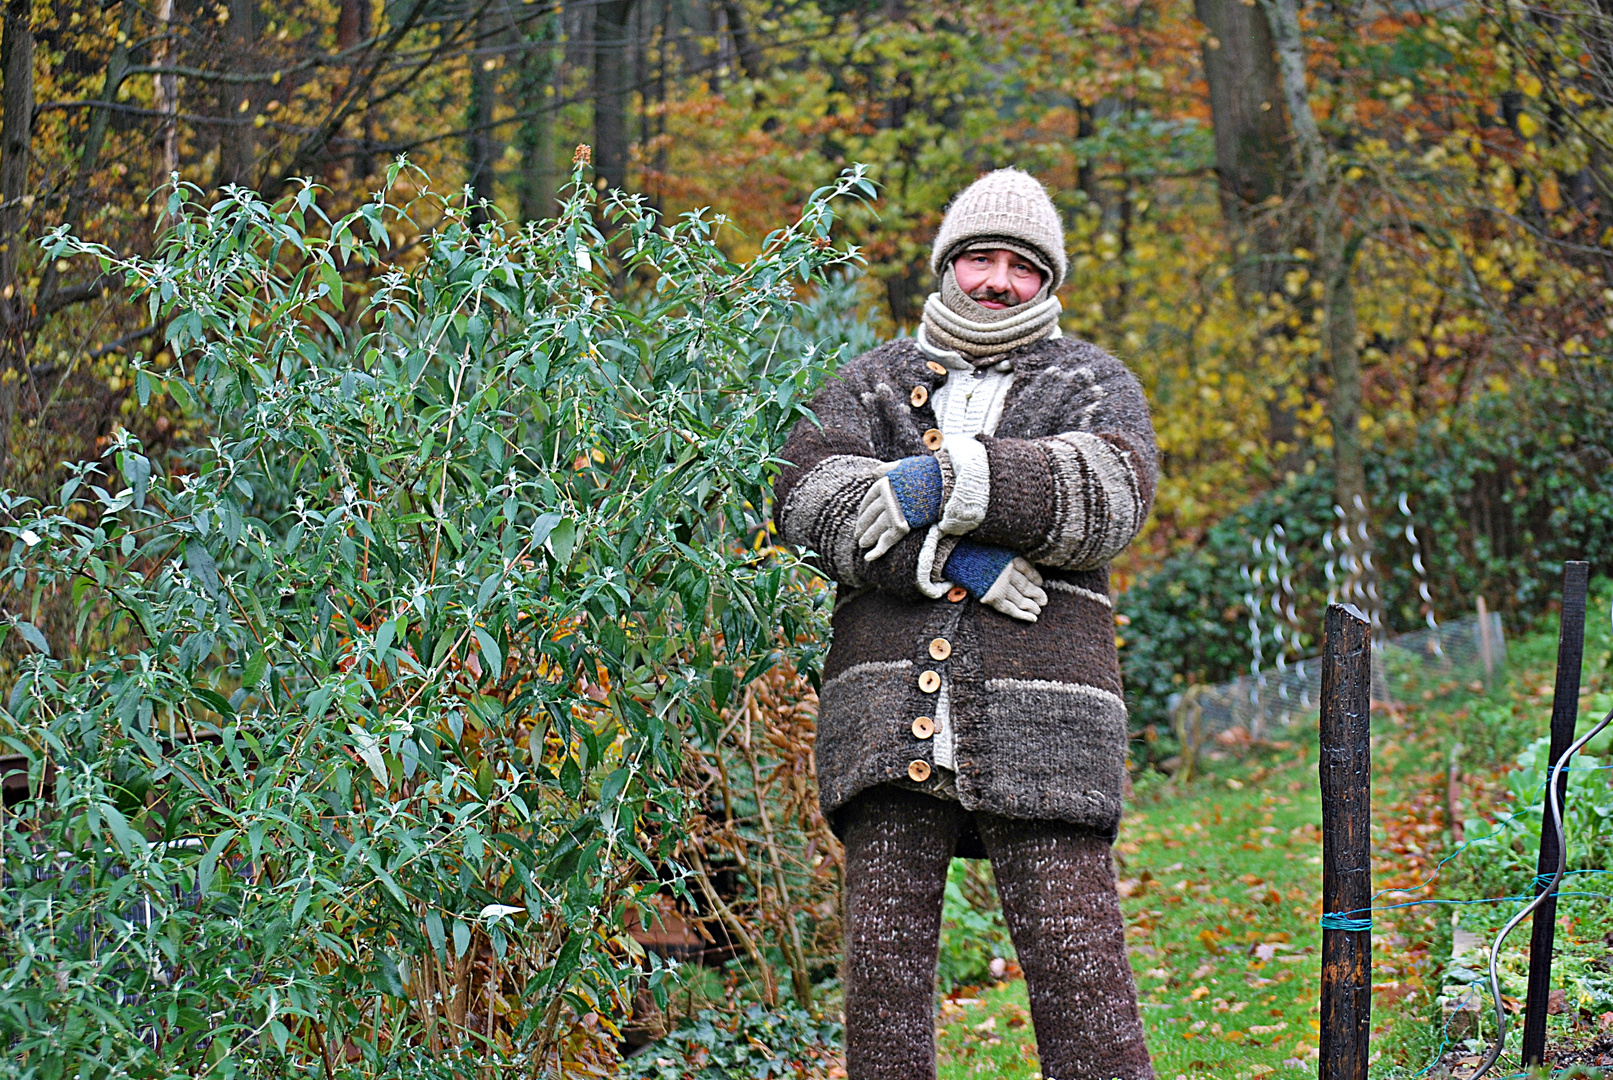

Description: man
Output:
[774,168,1158,1080]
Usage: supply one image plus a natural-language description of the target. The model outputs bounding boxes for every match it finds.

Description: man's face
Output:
[952,248,1045,309]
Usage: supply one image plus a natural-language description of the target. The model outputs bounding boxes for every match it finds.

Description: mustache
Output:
[966,284,1020,306]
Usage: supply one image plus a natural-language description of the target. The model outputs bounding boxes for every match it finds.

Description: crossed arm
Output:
[773,358,1158,619]
[855,455,1050,621]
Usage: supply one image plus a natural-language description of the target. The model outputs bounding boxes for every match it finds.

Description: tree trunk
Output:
[1259,0,1375,617]
[592,0,636,194]
[0,0,33,487]
[516,2,562,221]
[335,0,374,181]
[0,0,32,318]
[466,7,499,226]
[650,0,671,212]
[1323,236,1374,615]
[154,0,179,181]
[1194,0,1290,296]
[1258,0,1324,185]
[720,0,765,79]
[1198,0,1301,461]
[217,0,261,188]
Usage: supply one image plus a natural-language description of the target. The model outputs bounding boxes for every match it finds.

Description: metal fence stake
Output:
[1320,603,1372,1080]
[1521,560,1589,1068]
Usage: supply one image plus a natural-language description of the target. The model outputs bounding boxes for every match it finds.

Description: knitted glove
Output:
[944,541,1048,623]
[855,455,944,561]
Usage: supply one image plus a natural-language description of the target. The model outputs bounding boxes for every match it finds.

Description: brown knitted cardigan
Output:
[774,334,1158,849]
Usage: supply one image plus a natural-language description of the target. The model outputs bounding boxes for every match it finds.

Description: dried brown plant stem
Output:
[742,688,814,1007]
[689,844,778,1006]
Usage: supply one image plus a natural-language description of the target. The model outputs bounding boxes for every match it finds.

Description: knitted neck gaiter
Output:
[920,266,1061,366]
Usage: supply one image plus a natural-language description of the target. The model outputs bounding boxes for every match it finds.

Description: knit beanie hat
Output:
[930,168,1067,289]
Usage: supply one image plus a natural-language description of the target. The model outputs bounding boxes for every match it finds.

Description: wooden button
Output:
[922,428,943,450]
[910,385,929,408]
[908,760,932,782]
[946,585,968,603]
[912,716,935,739]
[929,638,952,661]
[918,669,941,693]
[925,360,948,376]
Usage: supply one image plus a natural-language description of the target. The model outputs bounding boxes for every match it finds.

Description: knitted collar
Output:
[919,266,1062,367]
[916,310,1061,375]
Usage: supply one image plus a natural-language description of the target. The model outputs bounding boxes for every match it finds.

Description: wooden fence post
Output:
[1520,560,1589,1067]
[1476,595,1494,683]
[1320,603,1372,1080]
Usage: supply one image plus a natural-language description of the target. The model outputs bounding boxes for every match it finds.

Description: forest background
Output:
[5,0,1613,1074]
[8,0,1613,716]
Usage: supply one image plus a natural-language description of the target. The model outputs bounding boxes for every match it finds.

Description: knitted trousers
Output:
[839,785,1154,1080]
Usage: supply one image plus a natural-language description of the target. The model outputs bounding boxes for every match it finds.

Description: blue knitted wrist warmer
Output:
[885,455,944,528]
[944,541,1015,599]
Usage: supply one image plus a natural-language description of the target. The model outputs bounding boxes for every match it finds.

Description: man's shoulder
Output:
[1019,334,1140,385]
[824,337,926,383]
[843,336,923,369]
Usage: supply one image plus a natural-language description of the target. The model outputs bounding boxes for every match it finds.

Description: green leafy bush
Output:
[0,161,869,1077]
[1121,366,1613,735]
[1118,468,1336,736]
[1456,732,1613,897]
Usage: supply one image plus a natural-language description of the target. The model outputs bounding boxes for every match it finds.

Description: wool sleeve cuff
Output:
[885,455,945,529]
[936,434,990,536]
[914,526,956,599]
[942,540,1016,600]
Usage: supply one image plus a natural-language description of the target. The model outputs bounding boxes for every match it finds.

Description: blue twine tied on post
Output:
[1319,912,1373,931]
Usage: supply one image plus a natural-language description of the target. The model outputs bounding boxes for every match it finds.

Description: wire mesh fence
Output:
[1168,611,1508,744]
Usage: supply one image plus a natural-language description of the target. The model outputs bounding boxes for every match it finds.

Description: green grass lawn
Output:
[1115,760,1327,1076]
[936,588,1613,1079]
[937,749,1329,1080]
